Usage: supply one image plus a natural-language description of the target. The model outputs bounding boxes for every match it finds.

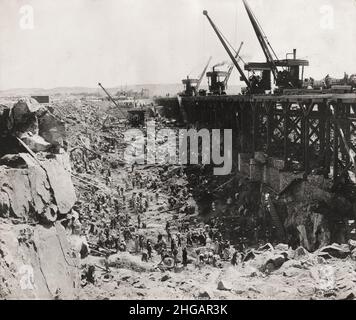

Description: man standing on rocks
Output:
[137,214,141,229]
[173,247,178,267]
[147,240,153,260]
[182,247,188,267]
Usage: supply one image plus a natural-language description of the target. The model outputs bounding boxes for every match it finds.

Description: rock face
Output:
[1,98,66,155]
[0,154,76,219]
[278,177,354,251]
[0,220,80,299]
[0,98,80,300]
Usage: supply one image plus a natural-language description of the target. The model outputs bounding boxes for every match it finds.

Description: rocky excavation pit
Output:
[1,96,356,300]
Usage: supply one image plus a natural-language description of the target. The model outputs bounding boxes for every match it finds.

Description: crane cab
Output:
[244,63,272,94]
[181,77,199,96]
[206,67,228,95]
[245,49,309,94]
[274,51,309,90]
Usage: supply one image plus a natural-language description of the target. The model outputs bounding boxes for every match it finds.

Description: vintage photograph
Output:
[0,0,356,301]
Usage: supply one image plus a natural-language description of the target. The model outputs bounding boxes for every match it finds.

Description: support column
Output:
[324,102,331,178]
[333,102,339,182]
[283,102,290,169]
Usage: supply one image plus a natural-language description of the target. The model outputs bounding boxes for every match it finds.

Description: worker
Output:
[147,240,153,259]
[177,233,182,247]
[173,247,178,267]
[139,235,144,251]
[137,214,141,229]
[165,221,170,232]
[134,235,139,253]
[231,251,238,266]
[171,237,176,250]
[182,247,188,266]
[141,251,148,262]
[186,232,193,247]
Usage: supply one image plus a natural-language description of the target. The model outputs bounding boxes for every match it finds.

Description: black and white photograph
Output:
[1,0,356,304]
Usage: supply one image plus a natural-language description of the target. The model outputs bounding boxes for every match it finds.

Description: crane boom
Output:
[196,56,212,91]
[224,41,244,87]
[242,0,278,81]
[203,10,250,88]
[98,82,119,108]
[98,83,125,118]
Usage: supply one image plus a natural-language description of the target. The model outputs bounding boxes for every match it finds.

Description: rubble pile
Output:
[44,98,354,300]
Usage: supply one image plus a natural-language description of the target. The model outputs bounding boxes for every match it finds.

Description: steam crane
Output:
[242,0,278,82]
[196,56,212,93]
[203,10,251,91]
[181,56,212,97]
[98,83,126,119]
[207,42,244,95]
[223,41,244,89]
[242,0,309,92]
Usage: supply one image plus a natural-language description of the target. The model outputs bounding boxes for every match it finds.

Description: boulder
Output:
[350,248,356,261]
[161,274,171,282]
[294,246,310,259]
[264,254,287,271]
[336,291,355,300]
[0,155,76,219]
[348,239,356,251]
[243,250,256,262]
[319,243,350,259]
[217,280,231,291]
[20,133,51,153]
[38,112,66,147]
[197,290,211,299]
[316,252,333,260]
[42,155,76,214]
[0,104,10,135]
[274,243,289,252]
[0,153,37,168]
[11,98,43,135]
[257,243,274,252]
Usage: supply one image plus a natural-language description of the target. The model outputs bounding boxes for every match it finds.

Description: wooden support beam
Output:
[283,102,290,169]
[324,108,331,178]
[332,103,339,182]
[252,101,257,153]
[266,102,273,156]
[302,101,314,175]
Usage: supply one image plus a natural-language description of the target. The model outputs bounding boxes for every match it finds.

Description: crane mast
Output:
[203,10,250,88]
[98,82,126,118]
[242,0,278,82]
[224,41,244,88]
[196,56,212,91]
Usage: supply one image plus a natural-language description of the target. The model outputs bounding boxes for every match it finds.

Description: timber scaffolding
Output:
[156,92,356,187]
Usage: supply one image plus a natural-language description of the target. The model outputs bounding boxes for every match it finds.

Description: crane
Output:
[181,56,212,96]
[242,0,309,91]
[203,10,250,88]
[223,41,244,88]
[196,56,212,92]
[242,0,279,82]
[98,83,126,119]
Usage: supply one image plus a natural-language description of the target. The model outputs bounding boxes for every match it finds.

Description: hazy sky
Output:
[0,0,356,89]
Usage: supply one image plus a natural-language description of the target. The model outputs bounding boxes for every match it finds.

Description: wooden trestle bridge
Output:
[157,93,356,182]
